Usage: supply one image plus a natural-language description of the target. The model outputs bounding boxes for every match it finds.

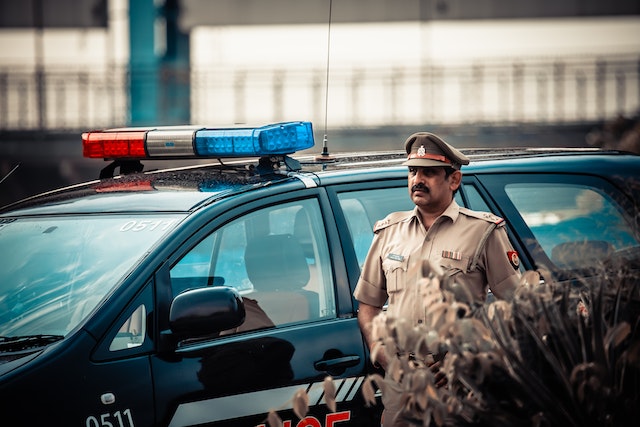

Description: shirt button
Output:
[417,319,423,324]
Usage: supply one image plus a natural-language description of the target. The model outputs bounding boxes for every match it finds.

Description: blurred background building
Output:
[1,0,639,206]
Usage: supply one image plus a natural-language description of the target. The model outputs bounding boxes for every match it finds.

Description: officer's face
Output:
[407,166,461,212]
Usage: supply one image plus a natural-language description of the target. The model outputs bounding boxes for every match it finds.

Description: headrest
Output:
[244,234,310,291]
[551,240,614,269]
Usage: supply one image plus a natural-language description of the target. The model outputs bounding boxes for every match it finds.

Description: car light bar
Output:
[82,121,314,159]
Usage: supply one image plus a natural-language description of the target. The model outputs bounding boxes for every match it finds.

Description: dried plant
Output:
[362,261,640,427]
[265,379,337,427]
[271,256,639,427]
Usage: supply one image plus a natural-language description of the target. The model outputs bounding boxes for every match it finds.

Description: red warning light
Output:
[83,131,147,158]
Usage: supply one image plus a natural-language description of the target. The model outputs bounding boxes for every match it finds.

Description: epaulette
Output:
[462,208,506,273]
[459,207,505,226]
[373,211,413,233]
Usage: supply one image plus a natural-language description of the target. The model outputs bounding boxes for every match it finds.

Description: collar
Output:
[441,199,460,222]
[412,199,460,228]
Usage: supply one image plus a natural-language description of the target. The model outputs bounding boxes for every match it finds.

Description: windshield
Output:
[0,215,184,338]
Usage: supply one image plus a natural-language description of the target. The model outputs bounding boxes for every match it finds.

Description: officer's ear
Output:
[447,169,462,191]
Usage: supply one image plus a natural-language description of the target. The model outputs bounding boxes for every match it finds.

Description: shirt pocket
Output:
[439,257,468,283]
[382,255,409,294]
[439,256,485,302]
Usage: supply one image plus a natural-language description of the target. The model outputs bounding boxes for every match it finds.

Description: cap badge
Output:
[417,145,426,157]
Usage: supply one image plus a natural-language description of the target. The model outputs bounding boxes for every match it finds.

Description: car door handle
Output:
[314,355,360,372]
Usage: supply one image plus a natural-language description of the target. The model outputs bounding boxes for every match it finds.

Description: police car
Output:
[0,121,638,427]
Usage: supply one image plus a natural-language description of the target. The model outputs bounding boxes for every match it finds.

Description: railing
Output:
[1,54,638,131]
[0,65,129,130]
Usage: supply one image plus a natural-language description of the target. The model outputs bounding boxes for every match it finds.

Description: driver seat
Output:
[244,234,319,325]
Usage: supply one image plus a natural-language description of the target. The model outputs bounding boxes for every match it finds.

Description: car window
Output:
[170,198,336,333]
[109,304,146,351]
[505,182,639,269]
[337,187,414,267]
[92,281,154,361]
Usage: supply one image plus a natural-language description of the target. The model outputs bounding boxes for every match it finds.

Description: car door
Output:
[150,190,379,427]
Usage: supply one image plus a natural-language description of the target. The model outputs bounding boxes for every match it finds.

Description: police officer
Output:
[353,132,522,426]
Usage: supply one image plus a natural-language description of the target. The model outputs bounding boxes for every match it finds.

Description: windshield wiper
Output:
[0,334,64,353]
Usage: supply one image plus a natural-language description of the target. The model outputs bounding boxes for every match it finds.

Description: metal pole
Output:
[33,0,46,130]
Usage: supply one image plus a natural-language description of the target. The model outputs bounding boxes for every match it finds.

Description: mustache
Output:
[411,184,430,193]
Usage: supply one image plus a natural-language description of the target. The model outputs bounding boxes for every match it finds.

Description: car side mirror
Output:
[169,286,246,339]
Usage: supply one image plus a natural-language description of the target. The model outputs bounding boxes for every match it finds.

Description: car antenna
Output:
[315,0,335,162]
[0,163,20,186]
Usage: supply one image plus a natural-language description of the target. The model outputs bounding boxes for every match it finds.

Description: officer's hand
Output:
[371,343,389,372]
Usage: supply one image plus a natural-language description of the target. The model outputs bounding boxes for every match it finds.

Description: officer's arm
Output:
[357,302,388,370]
[485,226,522,300]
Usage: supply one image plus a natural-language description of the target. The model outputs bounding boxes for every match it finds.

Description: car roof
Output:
[299,147,640,181]
[0,162,295,215]
[1,147,638,216]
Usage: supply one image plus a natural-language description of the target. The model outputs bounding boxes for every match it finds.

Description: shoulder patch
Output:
[373,210,413,233]
[459,207,505,226]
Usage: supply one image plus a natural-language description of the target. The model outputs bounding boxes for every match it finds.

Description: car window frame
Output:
[154,187,354,346]
[172,197,337,326]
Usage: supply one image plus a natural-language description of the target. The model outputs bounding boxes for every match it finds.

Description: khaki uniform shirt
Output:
[354,200,521,325]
